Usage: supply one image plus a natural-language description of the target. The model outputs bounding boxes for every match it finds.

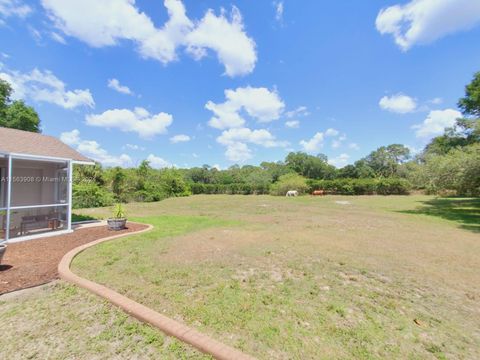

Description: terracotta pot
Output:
[0,244,6,264]
[107,218,127,231]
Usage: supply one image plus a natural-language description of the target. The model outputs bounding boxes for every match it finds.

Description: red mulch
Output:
[0,223,148,295]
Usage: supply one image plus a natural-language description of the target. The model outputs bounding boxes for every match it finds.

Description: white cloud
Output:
[348,143,360,151]
[170,134,190,143]
[224,141,252,163]
[86,107,173,139]
[412,108,461,138]
[108,78,133,95]
[328,153,350,168]
[300,128,344,153]
[50,31,66,44]
[60,129,132,167]
[125,143,145,151]
[185,6,257,77]
[285,120,299,128]
[217,127,287,163]
[59,128,80,146]
[137,0,193,64]
[376,0,480,51]
[0,0,32,19]
[146,154,171,169]
[429,97,443,105]
[206,86,285,129]
[217,127,287,148]
[0,67,94,109]
[335,137,347,149]
[331,139,342,149]
[207,86,287,162]
[42,0,256,77]
[325,128,339,137]
[324,128,346,149]
[300,132,324,153]
[273,1,284,22]
[285,106,309,118]
[28,26,43,43]
[379,93,417,113]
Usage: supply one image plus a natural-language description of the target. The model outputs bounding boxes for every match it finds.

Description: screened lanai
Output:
[0,127,94,243]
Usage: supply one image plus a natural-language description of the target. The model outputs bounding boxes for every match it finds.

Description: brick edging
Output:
[58,222,256,360]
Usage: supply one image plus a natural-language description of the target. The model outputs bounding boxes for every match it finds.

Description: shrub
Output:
[416,144,480,196]
[376,178,411,195]
[307,178,411,195]
[270,173,309,196]
[73,183,115,209]
[189,182,270,195]
[132,187,168,202]
[159,168,191,197]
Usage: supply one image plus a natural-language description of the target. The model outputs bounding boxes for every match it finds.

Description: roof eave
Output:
[0,151,94,164]
[72,160,96,166]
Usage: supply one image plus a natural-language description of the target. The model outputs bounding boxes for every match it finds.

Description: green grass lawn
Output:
[1,195,478,359]
[67,195,480,359]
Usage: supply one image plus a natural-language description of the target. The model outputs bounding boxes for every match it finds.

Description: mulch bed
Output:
[0,223,148,295]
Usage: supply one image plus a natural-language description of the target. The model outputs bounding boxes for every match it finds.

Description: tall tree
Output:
[424,118,480,156]
[260,161,292,182]
[424,72,480,157]
[73,163,105,186]
[0,79,41,132]
[458,71,480,117]
[110,167,126,200]
[353,159,376,178]
[337,164,360,178]
[0,79,10,114]
[364,144,410,177]
[136,160,152,191]
[285,152,335,179]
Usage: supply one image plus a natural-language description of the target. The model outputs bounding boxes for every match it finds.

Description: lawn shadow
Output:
[71,213,97,223]
[399,198,480,233]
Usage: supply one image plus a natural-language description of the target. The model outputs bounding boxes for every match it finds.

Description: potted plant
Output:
[107,203,127,231]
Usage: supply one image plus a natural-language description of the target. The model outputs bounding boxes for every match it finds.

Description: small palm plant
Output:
[107,203,127,231]
[112,203,126,219]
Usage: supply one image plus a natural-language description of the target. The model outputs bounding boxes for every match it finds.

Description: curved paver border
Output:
[58,222,255,360]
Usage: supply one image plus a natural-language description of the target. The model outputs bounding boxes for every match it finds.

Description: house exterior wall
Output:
[10,160,67,207]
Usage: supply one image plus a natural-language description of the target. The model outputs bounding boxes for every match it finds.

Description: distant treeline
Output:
[188,178,411,196]
[72,111,478,208]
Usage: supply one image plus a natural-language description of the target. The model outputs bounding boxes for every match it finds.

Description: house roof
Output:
[0,127,93,163]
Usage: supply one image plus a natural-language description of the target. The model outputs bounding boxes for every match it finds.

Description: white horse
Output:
[286,190,298,197]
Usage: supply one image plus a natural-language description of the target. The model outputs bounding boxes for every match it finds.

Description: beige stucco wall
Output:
[10,160,67,207]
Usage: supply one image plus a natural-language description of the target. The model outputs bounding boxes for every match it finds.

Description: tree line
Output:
[1,72,479,209]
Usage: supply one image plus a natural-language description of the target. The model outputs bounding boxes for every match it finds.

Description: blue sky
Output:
[1,0,480,169]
